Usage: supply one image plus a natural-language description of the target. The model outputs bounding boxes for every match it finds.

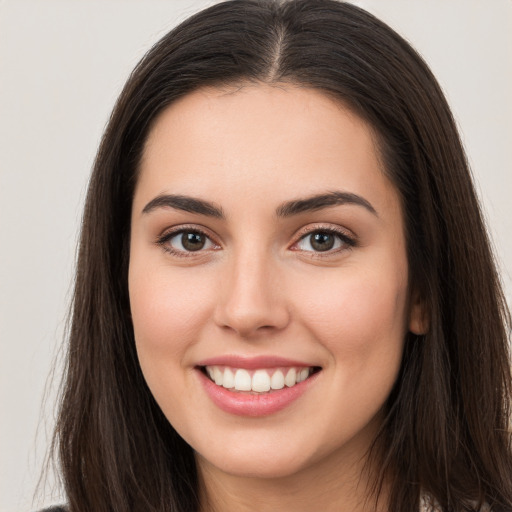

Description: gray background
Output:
[1,1,510,510]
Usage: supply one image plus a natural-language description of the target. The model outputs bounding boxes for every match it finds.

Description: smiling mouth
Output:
[199,365,322,394]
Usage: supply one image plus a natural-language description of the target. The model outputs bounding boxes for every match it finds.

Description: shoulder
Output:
[420,493,492,512]
[420,494,442,512]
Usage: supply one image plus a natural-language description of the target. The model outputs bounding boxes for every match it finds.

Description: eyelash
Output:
[156,225,218,258]
[292,225,357,256]
[155,224,357,258]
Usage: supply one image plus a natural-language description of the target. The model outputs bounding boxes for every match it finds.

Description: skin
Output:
[129,83,425,512]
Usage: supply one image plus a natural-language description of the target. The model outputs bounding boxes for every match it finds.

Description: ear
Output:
[408,288,429,335]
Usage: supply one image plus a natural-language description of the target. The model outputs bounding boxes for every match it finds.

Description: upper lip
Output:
[195,355,318,370]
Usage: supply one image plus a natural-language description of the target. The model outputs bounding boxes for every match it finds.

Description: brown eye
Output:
[162,229,217,254]
[181,232,206,251]
[310,232,335,251]
[294,229,354,254]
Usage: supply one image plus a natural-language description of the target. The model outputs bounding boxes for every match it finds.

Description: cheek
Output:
[295,265,408,429]
[128,260,221,436]
[128,262,217,367]
[293,263,409,364]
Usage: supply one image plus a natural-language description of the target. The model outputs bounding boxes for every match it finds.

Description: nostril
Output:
[213,306,291,338]
[212,272,290,336]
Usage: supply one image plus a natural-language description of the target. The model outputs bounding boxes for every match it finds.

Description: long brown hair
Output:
[52,1,512,510]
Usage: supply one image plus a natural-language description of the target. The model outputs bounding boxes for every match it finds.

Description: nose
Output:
[213,250,290,338]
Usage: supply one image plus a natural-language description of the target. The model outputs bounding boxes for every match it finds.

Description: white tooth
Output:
[206,367,215,380]
[297,368,310,383]
[284,368,297,387]
[222,367,235,388]
[252,370,271,392]
[234,369,252,391]
[270,370,285,390]
[213,366,223,386]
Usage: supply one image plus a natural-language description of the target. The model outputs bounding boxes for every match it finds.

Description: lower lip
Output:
[197,369,320,417]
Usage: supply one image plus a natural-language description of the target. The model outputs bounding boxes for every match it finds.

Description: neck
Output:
[197,444,389,512]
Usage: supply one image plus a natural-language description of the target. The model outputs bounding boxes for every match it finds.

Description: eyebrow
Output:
[142,194,225,218]
[276,191,377,217]
[141,190,377,219]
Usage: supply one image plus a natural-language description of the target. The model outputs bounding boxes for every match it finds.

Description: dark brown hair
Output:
[52,1,512,511]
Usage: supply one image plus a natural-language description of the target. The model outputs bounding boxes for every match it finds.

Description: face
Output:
[129,84,422,482]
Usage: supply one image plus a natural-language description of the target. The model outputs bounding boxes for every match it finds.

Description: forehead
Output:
[136,83,398,216]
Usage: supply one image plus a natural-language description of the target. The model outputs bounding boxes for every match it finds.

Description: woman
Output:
[47,0,512,511]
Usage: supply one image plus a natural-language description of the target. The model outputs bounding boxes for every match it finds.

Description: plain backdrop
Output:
[1,1,511,510]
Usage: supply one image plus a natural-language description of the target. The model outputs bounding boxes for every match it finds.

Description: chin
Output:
[202,455,310,480]
[193,435,313,479]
